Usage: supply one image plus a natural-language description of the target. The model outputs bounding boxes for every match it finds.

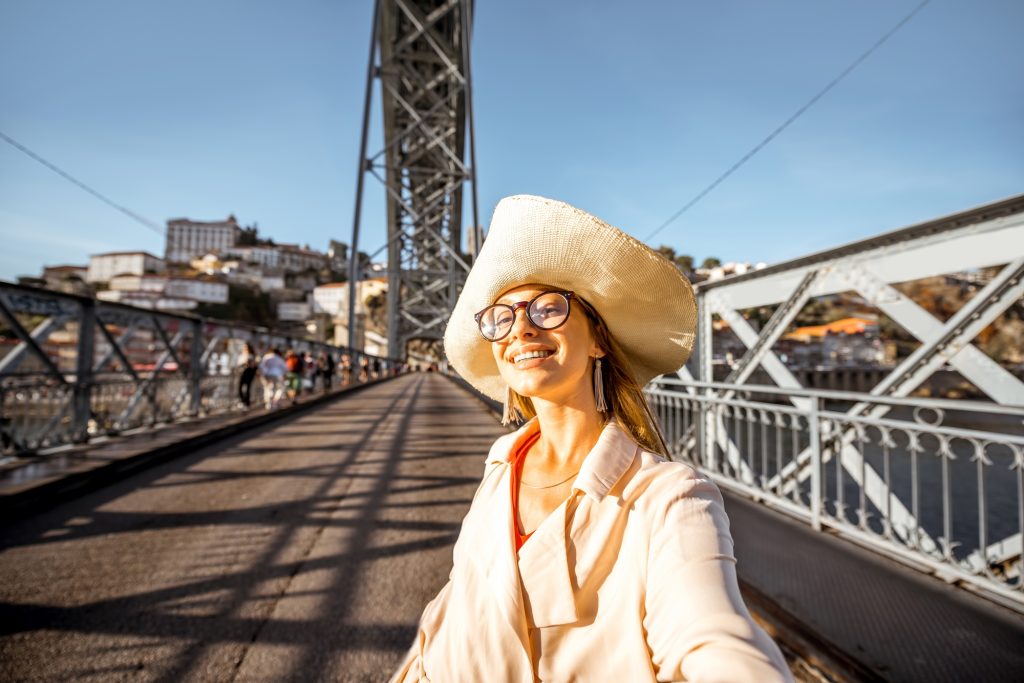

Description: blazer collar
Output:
[487,419,639,503]
[486,419,539,465]
[573,421,640,502]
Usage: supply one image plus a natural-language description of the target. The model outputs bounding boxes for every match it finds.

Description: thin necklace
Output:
[520,469,580,490]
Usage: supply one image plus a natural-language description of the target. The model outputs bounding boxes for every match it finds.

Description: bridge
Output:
[3,1,1024,680]
[2,371,1022,681]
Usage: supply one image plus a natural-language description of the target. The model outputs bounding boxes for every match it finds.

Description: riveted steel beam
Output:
[350,0,478,357]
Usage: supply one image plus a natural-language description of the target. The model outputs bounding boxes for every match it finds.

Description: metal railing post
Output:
[72,299,96,442]
[189,319,203,417]
[697,290,714,470]
[809,395,822,531]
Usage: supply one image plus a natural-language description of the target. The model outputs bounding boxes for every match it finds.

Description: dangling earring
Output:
[502,385,517,426]
[593,357,608,413]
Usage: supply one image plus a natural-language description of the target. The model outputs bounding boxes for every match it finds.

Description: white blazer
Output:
[393,419,792,682]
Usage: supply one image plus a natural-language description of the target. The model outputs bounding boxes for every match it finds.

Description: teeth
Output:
[514,350,552,363]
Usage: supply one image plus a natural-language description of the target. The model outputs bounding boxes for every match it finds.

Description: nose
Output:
[507,306,537,342]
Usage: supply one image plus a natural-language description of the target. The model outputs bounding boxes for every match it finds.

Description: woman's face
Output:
[489,284,602,407]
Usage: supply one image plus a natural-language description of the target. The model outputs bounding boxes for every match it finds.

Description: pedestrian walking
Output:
[302,351,317,393]
[258,348,287,410]
[285,349,302,401]
[393,195,790,682]
[237,342,258,408]
[320,351,335,391]
[340,354,353,387]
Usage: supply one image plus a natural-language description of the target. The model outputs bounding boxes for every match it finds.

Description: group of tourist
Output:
[234,343,389,411]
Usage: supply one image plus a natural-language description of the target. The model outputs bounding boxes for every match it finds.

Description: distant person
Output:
[340,353,353,387]
[358,356,370,383]
[285,349,302,401]
[320,351,336,391]
[302,351,317,393]
[258,348,287,410]
[392,196,790,682]
[372,358,382,379]
[237,343,258,408]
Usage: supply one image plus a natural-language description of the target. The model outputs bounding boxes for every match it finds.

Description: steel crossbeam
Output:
[349,0,478,358]
[0,293,70,386]
[770,257,1024,492]
[0,314,71,376]
[723,270,822,390]
[676,196,1024,581]
[94,319,139,379]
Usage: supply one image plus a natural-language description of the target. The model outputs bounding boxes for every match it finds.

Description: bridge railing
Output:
[0,281,400,456]
[646,377,1024,612]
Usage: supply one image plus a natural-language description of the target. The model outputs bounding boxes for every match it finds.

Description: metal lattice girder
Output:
[840,259,1024,406]
[768,256,1024,481]
[693,197,1024,554]
[769,256,1024,503]
[699,196,1024,313]
[349,0,479,357]
[723,270,821,389]
[0,313,71,376]
[94,318,140,380]
[0,291,72,386]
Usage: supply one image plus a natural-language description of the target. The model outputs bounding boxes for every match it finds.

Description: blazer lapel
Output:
[516,494,581,627]
[476,424,539,668]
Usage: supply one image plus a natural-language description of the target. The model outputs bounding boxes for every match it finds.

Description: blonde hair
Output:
[505,295,669,455]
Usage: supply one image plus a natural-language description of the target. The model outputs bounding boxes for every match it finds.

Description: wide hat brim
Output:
[444,195,697,401]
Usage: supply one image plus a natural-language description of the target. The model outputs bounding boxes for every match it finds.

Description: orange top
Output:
[510,431,541,552]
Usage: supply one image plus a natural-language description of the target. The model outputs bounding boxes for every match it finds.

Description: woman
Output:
[394,195,791,682]
[237,342,258,408]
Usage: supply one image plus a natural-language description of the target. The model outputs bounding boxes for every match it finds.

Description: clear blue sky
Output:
[1,0,1022,281]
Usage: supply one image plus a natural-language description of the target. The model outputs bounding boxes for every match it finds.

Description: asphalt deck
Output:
[1,373,1021,682]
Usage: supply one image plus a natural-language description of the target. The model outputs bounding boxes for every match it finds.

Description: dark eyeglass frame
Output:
[474,290,576,342]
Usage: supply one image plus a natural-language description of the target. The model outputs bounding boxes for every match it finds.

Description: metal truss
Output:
[349,0,479,357]
[668,195,1024,602]
[0,282,396,456]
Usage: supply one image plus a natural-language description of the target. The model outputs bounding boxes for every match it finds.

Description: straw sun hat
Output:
[444,194,697,401]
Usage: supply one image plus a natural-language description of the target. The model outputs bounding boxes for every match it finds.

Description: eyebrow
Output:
[496,291,543,305]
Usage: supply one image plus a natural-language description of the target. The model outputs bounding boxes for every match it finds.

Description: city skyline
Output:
[2,0,1022,281]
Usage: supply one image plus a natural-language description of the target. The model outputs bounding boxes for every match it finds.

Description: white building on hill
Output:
[87,251,165,284]
[165,215,240,263]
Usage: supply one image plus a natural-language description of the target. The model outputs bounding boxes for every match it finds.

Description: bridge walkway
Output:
[1,373,1022,682]
[0,372,494,682]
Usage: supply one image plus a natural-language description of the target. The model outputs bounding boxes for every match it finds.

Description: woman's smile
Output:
[509,345,556,367]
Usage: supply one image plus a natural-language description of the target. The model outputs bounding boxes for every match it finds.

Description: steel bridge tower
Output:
[348,0,479,359]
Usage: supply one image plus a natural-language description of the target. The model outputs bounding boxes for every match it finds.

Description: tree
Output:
[195,284,275,328]
[656,246,696,273]
[700,256,722,269]
[655,245,677,262]
[237,226,259,246]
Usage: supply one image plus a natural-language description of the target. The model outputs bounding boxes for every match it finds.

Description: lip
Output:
[506,345,555,365]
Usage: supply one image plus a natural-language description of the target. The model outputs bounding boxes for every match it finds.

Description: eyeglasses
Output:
[474,291,576,342]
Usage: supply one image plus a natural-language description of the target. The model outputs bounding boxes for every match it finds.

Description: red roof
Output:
[784,317,877,342]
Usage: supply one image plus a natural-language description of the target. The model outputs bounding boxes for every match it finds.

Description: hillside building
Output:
[165,215,240,263]
[87,251,165,284]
